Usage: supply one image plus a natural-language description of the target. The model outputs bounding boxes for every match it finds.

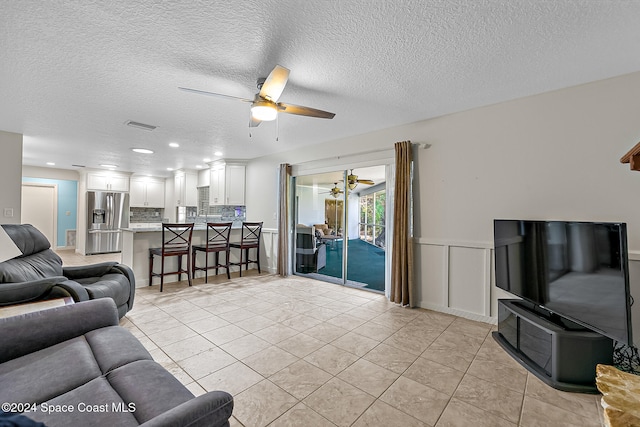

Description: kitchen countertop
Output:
[122,223,243,232]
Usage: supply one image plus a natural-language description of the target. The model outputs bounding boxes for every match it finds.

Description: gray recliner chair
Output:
[0,224,134,318]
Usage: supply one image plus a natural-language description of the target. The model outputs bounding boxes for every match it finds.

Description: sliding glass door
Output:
[293,172,345,285]
[293,166,387,293]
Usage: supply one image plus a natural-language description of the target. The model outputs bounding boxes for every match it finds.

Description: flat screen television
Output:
[494,219,633,345]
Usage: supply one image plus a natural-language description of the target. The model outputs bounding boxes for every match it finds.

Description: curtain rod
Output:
[293,143,430,167]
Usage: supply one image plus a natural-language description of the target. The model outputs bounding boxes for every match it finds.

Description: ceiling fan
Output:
[178,65,335,127]
[320,183,344,199]
[346,169,374,190]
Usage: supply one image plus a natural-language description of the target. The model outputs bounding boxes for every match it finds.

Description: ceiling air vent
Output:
[125,121,157,131]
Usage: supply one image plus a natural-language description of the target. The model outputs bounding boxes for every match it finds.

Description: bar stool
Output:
[230,222,263,277]
[149,223,194,292]
[192,222,232,282]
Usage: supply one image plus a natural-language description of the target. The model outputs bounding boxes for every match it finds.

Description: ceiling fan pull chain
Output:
[276,113,279,142]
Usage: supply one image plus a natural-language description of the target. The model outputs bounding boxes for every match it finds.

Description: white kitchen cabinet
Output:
[130,177,165,208]
[209,161,245,206]
[86,172,130,192]
[225,164,246,205]
[209,164,225,205]
[197,168,210,187]
[174,170,197,207]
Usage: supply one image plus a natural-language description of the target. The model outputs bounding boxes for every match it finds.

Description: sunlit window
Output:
[359,190,385,248]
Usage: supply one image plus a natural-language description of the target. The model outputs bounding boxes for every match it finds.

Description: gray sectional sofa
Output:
[0,224,135,318]
[0,298,233,426]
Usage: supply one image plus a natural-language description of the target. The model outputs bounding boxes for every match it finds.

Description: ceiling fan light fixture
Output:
[251,101,277,121]
[348,182,358,190]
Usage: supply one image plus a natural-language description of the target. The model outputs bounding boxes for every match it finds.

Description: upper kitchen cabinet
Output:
[174,170,198,207]
[130,177,165,208]
[197,168,210,188]
[209,161,246,206]
[86,171,130,192]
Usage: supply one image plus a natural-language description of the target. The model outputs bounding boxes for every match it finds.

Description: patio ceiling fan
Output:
[345,169,375,190]
[178,65,335,127]
[320,183,344,199]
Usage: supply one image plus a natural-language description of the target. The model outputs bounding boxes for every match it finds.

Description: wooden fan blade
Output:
[277,103,336,119]
[259,65,290,102]
[178,87,253,102]
[357,179,375,185]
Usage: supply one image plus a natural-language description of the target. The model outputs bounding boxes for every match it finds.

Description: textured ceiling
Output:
[2,0,640,177]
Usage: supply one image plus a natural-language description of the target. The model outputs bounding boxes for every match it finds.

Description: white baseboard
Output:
[418,301,497,325]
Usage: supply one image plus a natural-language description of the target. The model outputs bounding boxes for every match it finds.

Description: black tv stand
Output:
[494,299,613,393]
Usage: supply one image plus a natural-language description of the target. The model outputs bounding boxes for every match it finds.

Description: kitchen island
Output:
[121,224,278,287]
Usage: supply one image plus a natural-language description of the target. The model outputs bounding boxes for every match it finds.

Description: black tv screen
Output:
[494,220,633,345]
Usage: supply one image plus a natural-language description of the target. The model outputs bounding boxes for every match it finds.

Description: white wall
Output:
[0,130,23,224]
[295,185,329,226]
[246,71,640,344]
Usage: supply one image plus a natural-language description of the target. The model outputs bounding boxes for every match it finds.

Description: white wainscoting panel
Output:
[260,228,278,274]
[448,246,489,317]
[415,238,495,324]
[414,244,447,308]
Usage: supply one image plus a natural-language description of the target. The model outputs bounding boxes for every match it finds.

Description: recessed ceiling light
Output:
[46,162,55,166]
[195,165,203,169]
[203,158,211,162]
[167,167,174,171]
[100,164,118,169]
[169,142,180,148]
[132,148,154,154]
[214,151,223,156]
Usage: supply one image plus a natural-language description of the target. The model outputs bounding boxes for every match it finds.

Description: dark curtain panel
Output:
[391,141,415,306]
[277,163,292,276]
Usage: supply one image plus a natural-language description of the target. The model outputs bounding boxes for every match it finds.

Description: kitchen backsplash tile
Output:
[131,206,245,225]
[195,205,246,226]
[130,207,163,223]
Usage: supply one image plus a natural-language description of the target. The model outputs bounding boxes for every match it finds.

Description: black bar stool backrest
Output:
[240,222,263,246]
[206,222,233,249]
[161,223,194,253]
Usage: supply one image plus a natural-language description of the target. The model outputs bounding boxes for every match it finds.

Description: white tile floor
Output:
[55,250,605,427]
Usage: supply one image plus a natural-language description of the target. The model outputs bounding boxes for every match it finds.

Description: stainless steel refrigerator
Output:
[86,191,129,254]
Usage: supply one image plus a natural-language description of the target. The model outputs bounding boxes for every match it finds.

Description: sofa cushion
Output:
[0,249,63,282]
[62,262,118,280]
[0,337,101,404]
[107,360,195,424]
[85,326,153,373]
[75,274,131,307]
[0,277,64,305]
[28,377,139,427]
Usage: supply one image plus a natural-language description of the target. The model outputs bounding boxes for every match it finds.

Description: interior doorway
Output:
[293,165,388,293]
[21,183,57,247]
